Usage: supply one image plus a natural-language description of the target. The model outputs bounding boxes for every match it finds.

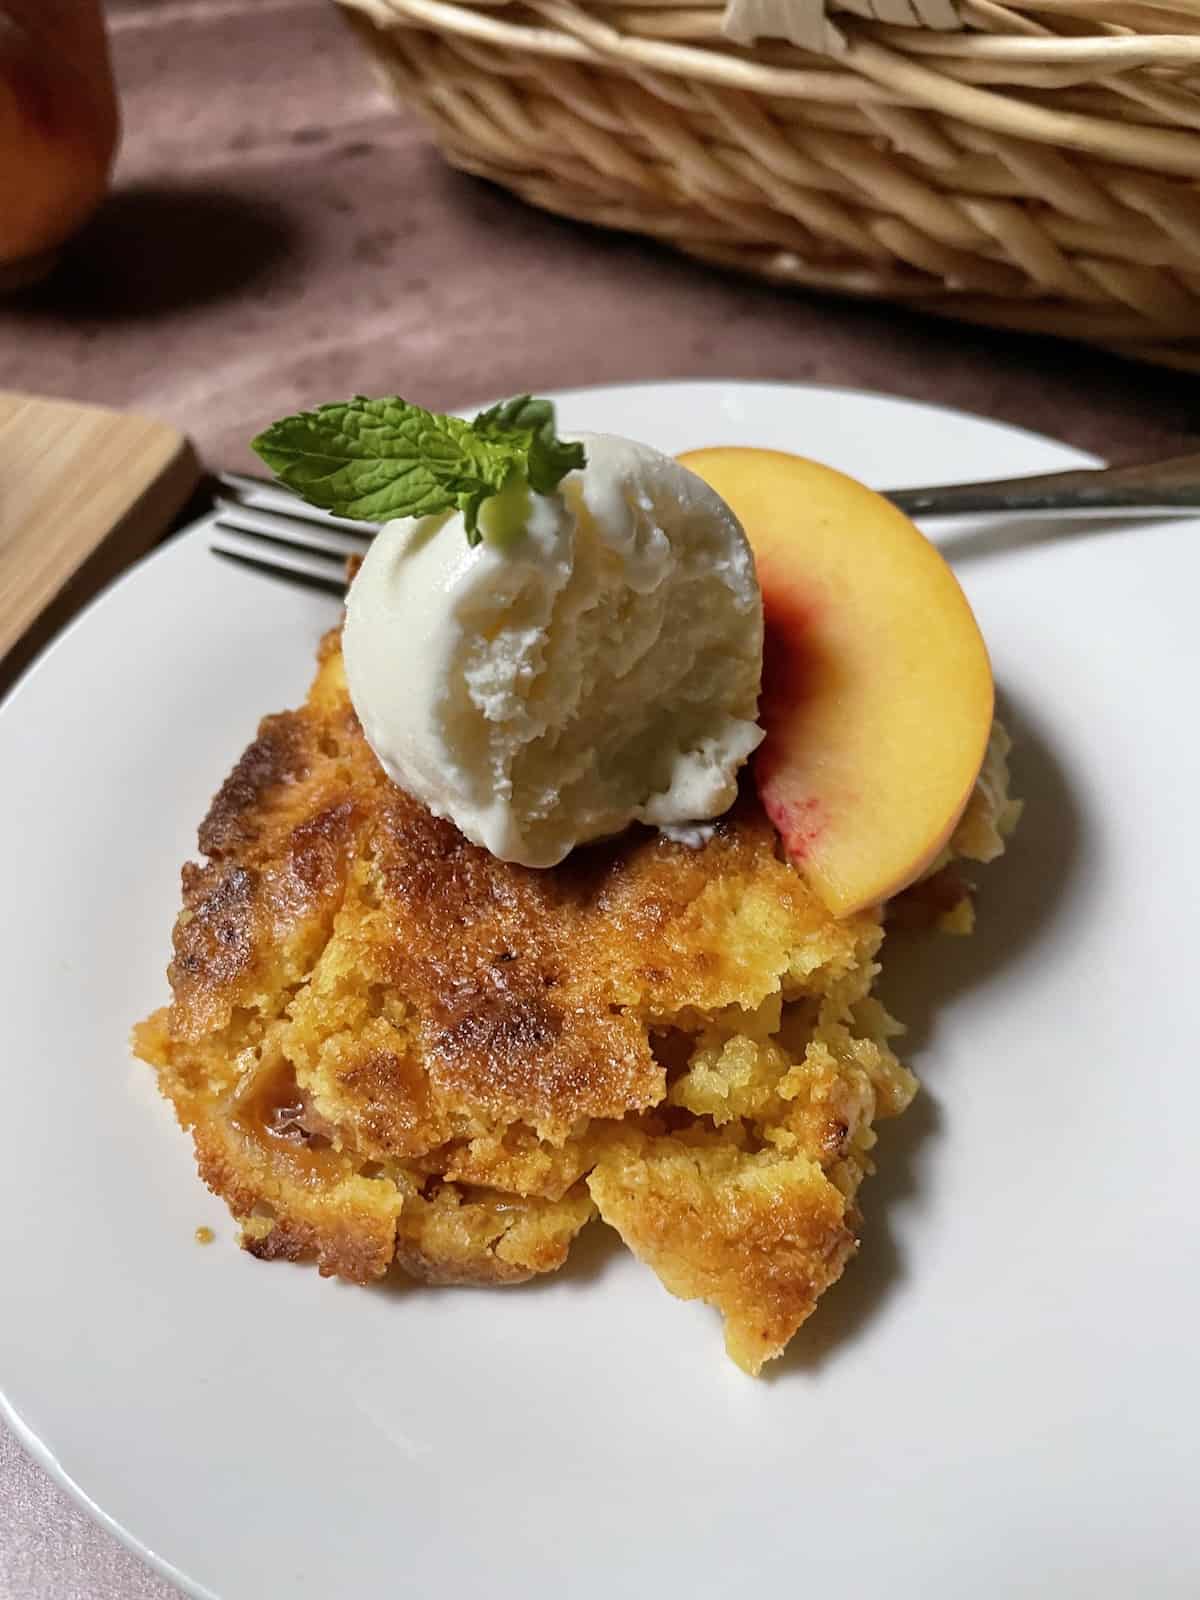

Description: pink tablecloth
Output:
[3,0,1199,1594]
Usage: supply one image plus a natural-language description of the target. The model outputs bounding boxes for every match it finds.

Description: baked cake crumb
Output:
[135,633,1016,1374]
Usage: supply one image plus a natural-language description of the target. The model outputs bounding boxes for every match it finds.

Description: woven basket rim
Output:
[344,0,1200,173]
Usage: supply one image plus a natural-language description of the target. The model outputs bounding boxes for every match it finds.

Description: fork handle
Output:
[885,452,1200,517]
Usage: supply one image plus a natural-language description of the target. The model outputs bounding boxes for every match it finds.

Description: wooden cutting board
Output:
[0,392,201,696]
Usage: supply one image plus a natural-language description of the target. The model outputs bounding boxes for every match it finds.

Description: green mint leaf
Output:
[251,393,585,541]
[526,427,586,495]
[472,394,548,437]
[251,396,520,526]
[461,485,493,547]
[474,395,586,495]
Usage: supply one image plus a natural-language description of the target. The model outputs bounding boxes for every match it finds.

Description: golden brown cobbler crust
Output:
[134,630,1014,1374]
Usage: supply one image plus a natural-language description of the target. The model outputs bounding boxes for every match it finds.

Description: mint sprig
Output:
[472,396,585,496]
[251,394,585,544]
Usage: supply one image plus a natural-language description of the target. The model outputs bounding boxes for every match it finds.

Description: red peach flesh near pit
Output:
[755,578,830,863]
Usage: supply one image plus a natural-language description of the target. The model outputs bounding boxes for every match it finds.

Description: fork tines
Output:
[210,472,378,594]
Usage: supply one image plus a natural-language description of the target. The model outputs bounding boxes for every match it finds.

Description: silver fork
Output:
[210,451,1200,589]
[211,472,379,594]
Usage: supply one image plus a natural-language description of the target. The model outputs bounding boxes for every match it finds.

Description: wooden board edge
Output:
[0,432,202,702]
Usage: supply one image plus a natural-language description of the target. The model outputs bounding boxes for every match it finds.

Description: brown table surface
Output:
[3,1,1199,1594]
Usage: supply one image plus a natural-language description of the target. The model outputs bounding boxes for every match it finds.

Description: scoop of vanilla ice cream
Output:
[342,432,763,867]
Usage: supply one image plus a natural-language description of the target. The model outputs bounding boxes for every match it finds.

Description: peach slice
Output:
[677,447,994,917]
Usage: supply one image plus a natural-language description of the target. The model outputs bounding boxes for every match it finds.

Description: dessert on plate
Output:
[134,396,1018,1374]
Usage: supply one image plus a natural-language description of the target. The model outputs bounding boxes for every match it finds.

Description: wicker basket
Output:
[337,0,1200,367]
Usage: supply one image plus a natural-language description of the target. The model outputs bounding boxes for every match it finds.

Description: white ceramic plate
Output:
[2,382,1197,1600]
